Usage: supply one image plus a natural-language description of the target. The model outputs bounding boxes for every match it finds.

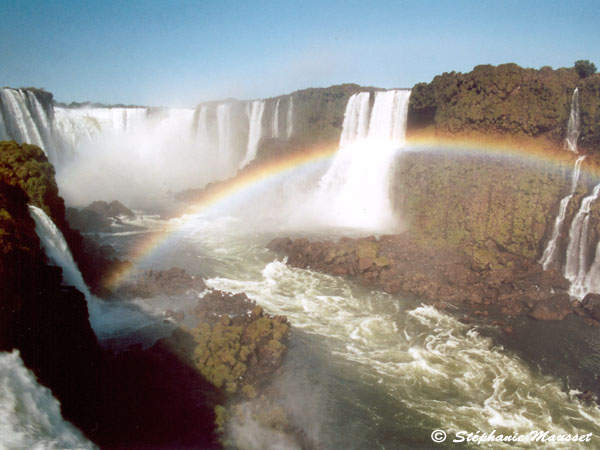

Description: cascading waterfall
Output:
[540,155,586,269]
[565,88,581,153]
[1,87,302,205]
[315,89,410,230]
[272,99,280,138]
[241,100,265,168]
[0,350,95,449]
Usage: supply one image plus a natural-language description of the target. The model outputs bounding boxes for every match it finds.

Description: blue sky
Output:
[1,0,598,106]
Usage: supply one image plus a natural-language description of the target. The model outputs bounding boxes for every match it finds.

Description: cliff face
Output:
[407,64,600,151]
[391,151,571,262]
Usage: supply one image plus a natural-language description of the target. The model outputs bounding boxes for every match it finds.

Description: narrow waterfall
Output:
[565,88,581,153]
[0,350,95,449]
[240,100,265,168]
[286,96,293,138]
[315,89,410,230]
[540,155,586,269]
[272,99,280,138]
[28,205,100,317]
[28,205,156,340]
[564,184,600,298]
[339,92,371,146]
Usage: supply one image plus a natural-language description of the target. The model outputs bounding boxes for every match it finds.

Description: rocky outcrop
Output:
[407,63,600,151]
[115,267,206,299]
[268,235,570,320]
[189,290,290,397]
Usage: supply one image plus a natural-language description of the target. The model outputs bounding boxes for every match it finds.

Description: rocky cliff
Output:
[391,150,573,262]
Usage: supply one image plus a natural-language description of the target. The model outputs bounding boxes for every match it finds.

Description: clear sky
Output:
[1,0,598,106]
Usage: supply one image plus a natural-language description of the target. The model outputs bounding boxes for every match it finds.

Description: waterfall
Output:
[28,205,156,340]
[240,100,265,168]
[286,97,293,138]
[564,183,600,298]
[315,89,410,230]
[339,92,371,146]
[565,88,581,153]
[0,350,95,449]
[272,99,280,138]
[540,155,586,269]
[28,205,100,316]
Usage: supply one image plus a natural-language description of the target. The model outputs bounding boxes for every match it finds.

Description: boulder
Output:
[582,293,600,321]
[529,294,572,320]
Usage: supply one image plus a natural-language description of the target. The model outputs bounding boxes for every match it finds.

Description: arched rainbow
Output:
[104,134,592,290]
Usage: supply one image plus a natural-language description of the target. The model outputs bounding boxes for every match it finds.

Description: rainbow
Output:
[104,134,591,290]
[104,144,339,288]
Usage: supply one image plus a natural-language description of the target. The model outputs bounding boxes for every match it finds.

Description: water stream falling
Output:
[272,99,280,138]
[565,88,581,153]
[241,100,266,168]
[564,184,600,298]
[540,155,586,269]
[315,89,410,230]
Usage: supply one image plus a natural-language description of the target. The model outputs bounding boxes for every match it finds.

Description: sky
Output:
[1,0,598,106]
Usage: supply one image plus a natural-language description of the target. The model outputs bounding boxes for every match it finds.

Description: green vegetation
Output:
[575,60,597,78]
[0,140,65,222]
[189,310,289,396]
[407,63,600,151]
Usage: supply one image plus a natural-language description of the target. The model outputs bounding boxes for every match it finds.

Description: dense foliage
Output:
[407,63,600,151]
[575,60,597,78]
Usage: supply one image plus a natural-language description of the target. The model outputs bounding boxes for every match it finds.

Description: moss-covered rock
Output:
[189,290,290,396]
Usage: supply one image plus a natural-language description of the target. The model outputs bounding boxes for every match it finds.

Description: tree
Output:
[574,60,597,78]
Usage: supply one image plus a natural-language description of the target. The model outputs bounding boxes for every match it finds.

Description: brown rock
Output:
[529,294,572,320]
[582,293,600,321]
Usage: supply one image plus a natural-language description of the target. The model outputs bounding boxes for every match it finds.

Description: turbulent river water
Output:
[95,211,600,449]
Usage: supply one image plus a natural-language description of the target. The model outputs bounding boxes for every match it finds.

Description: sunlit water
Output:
[97,213,600,449]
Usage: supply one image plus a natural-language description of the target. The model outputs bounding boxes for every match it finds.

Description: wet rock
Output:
[116,267,206,299]
[529,294,572,320]
[582,293,600,321]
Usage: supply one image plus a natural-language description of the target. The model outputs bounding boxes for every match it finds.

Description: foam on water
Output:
[0,351,95,450]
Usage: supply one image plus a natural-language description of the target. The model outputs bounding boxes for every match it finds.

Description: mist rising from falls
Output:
[313,89,410,231]
[0,350,95,449]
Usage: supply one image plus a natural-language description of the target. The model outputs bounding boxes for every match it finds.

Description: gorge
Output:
[3,62,600,448]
